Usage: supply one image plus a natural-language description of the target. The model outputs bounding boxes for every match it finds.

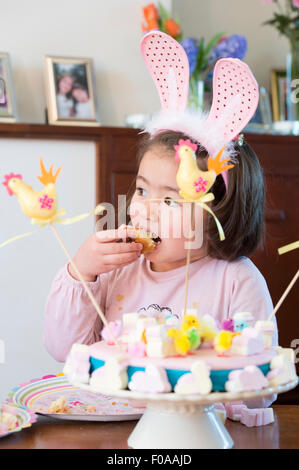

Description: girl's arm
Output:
[43,264,105,362]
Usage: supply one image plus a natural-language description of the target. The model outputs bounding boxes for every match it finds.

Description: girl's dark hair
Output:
[135,130,265,261]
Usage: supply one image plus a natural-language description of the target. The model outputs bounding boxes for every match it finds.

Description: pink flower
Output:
[292,0,299,7]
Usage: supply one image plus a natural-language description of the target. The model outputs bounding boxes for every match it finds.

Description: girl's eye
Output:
[164,197,179,207]
[136,187,147,197]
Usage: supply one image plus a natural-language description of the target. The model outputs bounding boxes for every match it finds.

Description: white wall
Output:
[0,0,173,404]
[0,0,172,126]
[0,140,95,402]
[173,0,289,92]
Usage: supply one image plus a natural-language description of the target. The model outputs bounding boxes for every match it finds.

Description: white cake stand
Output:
[75,378,298,449]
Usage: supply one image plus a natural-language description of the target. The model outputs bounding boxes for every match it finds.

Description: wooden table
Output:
[0,405,298,449]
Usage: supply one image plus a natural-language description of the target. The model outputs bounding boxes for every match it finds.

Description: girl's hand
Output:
[68,226,142,282]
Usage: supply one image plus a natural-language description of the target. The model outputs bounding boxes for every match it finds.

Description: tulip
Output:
[164,18,181,38]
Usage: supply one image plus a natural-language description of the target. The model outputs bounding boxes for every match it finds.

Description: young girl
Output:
[44,34,278,407]
[43,128,278,406]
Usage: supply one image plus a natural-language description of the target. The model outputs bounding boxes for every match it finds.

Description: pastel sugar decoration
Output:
[275,346,295,362]
[101,320,122,345]
[146,325,176,358]
[135,317,157,342]
[254,320,275,348]
[240,408,274,428]
[128,364,171,393]
[225,403,247,421]
[225,365,269,393]
[121,312,139,343]
[174,360,212,395]
[63,344,90,384]
[214,403,227,424]
[230,327,265,356]
[267,353,297,387]
[127,342,146,358]
[90,356,128,391]
[221,318,234,332]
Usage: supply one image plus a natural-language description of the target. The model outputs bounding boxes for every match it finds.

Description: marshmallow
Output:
[101,320,122,345]
[174,360,212,395]
[127,342,146,358]
[63,343,90,384]
[225,365,269,393]
[225,403,247,421]
[146,326,176,357]
[240,407,274,427]
[267,354,297,387]
[254,321,275,348]
[128,364,171,393]
[230,327,265,355]
[90,356,128,390]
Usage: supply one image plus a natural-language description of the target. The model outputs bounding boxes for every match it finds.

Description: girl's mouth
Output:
[125,225,162,253]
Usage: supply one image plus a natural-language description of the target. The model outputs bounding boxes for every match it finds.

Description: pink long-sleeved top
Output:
[43,254,278,407]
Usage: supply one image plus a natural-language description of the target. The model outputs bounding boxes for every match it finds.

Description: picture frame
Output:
[0,52,18,123]
[44,55,100,126]
[271,69,287,122]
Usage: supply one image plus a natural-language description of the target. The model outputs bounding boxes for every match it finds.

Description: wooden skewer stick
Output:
[268,269,299,321]
[183,202,195,317]
[50,224,120,346]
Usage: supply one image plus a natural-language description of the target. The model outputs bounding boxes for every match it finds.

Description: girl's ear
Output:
[140,31,189,112]
[204,58,259,151]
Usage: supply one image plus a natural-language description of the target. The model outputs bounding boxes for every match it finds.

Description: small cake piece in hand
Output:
[123,226,161,254]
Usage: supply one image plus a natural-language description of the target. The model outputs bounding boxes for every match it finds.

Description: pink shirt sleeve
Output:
[43,264,105,362]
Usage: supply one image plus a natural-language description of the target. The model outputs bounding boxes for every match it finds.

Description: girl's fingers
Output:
[95,226,136,243]
[100,242,143,254]
[103,252,140,266]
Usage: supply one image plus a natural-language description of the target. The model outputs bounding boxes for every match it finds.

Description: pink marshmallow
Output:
[226,403,247,421]
[101,320,122,345]
[226,365,269,392]
[128,364,171,393]
[127,342,146,358]
[240,408,274,427]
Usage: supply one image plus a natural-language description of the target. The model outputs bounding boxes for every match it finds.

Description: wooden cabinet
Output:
[1,124,298,402]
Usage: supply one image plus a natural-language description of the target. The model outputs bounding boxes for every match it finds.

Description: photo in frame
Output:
[0,52,17,123]
[44,56,100,126]
[271,69,287,122]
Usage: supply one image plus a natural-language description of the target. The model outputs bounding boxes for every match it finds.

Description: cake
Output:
[124,227,161,254]
[63,310,297,395]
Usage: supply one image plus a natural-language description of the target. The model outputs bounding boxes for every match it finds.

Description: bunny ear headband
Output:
[140,31,259,190]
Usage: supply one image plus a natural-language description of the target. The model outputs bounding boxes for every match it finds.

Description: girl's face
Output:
[129,145,207,272]
[58,75,74,95]
[72,88,89,102]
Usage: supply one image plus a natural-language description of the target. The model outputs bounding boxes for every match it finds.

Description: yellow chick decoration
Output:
[174,139,234,202]
[214,330,236,354]
[197,316,218,344]
[3,158,62,224]
[181,315,200,332]
[167,328,190,356]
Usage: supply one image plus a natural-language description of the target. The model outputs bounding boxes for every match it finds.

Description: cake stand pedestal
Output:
[76,378,298,449]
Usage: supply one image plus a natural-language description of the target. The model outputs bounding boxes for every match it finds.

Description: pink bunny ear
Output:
[140,31,189,111]
[205,58,259,144]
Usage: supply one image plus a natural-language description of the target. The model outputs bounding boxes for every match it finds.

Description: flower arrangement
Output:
[141,3,247,109]
[262,0,299,120]
[262,0,299,42]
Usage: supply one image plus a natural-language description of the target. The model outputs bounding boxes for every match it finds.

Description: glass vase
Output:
[188,77,205,110]
[286,41,299,122]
